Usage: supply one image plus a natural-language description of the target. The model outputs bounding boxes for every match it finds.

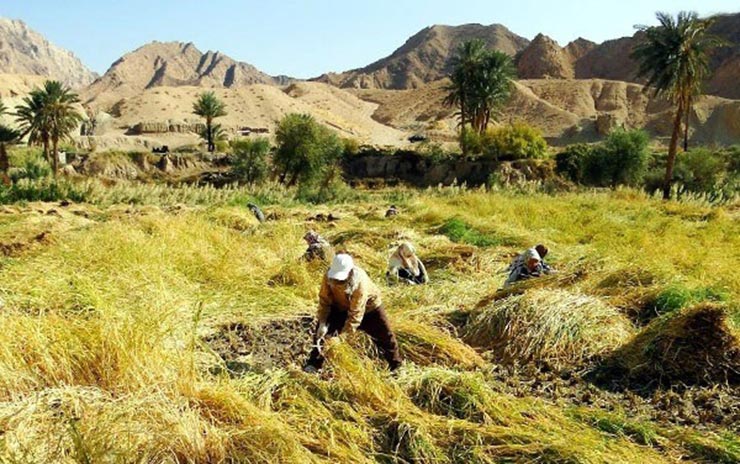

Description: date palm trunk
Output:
[663,99,684,200]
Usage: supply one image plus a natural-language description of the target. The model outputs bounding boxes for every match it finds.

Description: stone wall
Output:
[342,152,556,187]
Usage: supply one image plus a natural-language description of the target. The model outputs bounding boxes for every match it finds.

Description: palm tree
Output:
[445,39,487,133]
[0,100,20,184]
[44,81,83,174]
[193,92,227,152]
[15,80,82,176]
[471,51,515,133]
[15,89,51,164]
[631,12,722,199]
[445,40,515,152]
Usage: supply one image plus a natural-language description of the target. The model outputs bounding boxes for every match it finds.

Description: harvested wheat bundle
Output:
[393,318,485,369]
[462,289,634,370]
[603,303,740,387]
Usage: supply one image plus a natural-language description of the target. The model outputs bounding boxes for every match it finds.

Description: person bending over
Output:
[504,244,553,287]
[387,241,428,285]
[304,254,402,372]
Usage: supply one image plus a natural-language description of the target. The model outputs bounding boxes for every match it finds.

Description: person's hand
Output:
[316,322,329,340]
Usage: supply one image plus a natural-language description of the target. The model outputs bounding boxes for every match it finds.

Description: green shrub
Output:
[295,165,360,204]
[458,127,482,156]
[274,113,343,186]
[230,137,271,184]
[575,129,650,188]
[0,178,91,204]
[417,141,452,162]
[646,146,739,200]
[481,122,548,160]
[555,144,593,182]
[603,129,650,187]
[10,157,52,182]
[341,137,360,156]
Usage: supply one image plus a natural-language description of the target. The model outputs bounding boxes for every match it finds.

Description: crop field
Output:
[0,183,737,463]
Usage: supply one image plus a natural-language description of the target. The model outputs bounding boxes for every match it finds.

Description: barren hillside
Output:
[94,82,406,147]
[82,41,290,111]
[351,78,740,144]
[314,24,529,89]
[0,18,96,88]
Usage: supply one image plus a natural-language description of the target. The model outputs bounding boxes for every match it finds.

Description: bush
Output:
[601,129,650,187]
[295,165,361,204]
[563,129,650,188]
[555,144,593,183]
[273,114,343,186]
[10,157,52,182]
[417,141,451,162]
[230,137,271,184]
[458,127,482,156]
[644,146,739,200]
[481,122,548,160]
[0,178,91,203]
[341,137,360,156]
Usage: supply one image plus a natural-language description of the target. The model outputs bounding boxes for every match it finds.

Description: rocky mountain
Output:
[317,13,739,99]
[0,18,97,88]
[517,34,574,79]
[574,12,740,99]
[82,41,290,110]
[313,24,530,89]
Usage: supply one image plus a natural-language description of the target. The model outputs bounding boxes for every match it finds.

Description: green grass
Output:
[0,185,736,462]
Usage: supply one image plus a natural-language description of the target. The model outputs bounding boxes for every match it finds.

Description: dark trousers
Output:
[307,305,402,370]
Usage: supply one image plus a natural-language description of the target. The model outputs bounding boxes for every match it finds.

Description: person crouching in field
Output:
[304,254,402,373]
[504,244,553,287]
[303,230,335,264]
[387,242,428,285]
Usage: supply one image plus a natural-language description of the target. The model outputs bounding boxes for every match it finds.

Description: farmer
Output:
[247,203,265,223]
[303,230,335,263]
[387,241,428,285]
[304,254,402,373]
[504,244,553,287]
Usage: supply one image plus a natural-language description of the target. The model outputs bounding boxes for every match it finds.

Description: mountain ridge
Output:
[0,18,96,88]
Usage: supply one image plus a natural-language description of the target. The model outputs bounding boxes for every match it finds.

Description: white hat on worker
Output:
[328,254,354,280]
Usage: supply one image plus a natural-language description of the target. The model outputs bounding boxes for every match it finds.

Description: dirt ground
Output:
[203,315,739,433]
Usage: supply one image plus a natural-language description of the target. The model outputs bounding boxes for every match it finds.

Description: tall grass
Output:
[0,187,735,461]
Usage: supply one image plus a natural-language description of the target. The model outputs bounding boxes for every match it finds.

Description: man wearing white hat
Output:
[304,253,402,372]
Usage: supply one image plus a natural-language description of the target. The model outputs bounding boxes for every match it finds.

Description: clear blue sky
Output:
[2,0,737,78]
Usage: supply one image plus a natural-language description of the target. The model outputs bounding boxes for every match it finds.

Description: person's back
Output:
[303,230,335,263]
[248,203,265,223]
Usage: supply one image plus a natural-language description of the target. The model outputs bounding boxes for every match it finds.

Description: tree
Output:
[273,113,342,186]
[15,90,51,165]
[444,39,486,134]
[631,11,722,199]
[193,91,227,152]
[231,137,271,184]
[445,40,516,153]
[0,100,20,184]
[45,81,83,175]
[15,80,82,176]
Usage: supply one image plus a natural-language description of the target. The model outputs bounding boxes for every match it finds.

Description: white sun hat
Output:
[328,254,354,280]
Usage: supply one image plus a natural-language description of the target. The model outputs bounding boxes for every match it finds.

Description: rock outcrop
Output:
[0,18,96,88]
[517,34,574,79]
